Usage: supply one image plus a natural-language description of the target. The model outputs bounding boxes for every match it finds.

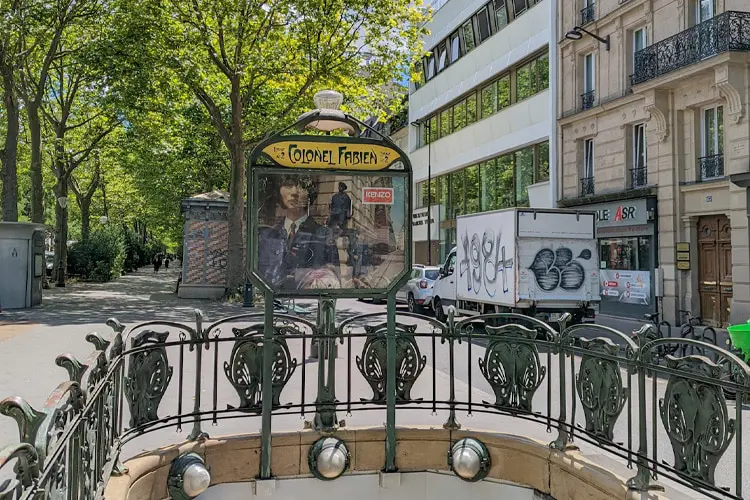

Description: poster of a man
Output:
[257,174,341,290]
[255,171,406,292]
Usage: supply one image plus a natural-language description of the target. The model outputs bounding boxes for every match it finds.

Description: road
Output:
[0,268,745,498]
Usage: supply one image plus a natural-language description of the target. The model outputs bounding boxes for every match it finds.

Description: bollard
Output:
[243,283,254,307]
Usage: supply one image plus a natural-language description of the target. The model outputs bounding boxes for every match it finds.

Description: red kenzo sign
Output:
[362,187,394,205]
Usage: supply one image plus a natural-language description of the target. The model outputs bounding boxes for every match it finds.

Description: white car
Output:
[396,264,440,313]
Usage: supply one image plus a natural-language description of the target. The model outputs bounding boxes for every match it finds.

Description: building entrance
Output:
[698,214,732,327]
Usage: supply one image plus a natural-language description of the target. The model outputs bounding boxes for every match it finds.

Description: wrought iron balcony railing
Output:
[632,11,750,85]
[580,176,595,196]
[0,308,747,499]
[580,90,596,110]
[580,3,596,25]
[699,153,725,180]
[630,166,648,187]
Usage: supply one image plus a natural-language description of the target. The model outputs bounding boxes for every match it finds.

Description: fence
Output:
[0,306,748,499]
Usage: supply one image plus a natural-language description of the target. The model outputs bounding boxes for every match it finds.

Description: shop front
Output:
[588,197,658,319]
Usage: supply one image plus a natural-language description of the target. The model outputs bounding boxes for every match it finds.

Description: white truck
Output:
[431,208,600,324]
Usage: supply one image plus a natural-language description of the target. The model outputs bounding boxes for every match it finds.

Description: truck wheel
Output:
[434,298,446,322]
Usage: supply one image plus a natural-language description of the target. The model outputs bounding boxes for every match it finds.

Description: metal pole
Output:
[427,122,432,266]
[384,292,397,472]
[259,292,274,478]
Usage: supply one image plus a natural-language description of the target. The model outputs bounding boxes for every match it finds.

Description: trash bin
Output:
[727,320,750,362]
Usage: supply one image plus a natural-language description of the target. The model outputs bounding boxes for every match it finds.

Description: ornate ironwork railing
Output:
[632,11,750,85]
[1,307,748,500]
[699,153,725,180]
[580,176,595,196]
[580,3,596,25]
[580,90,596,110]
[630,166,648,188]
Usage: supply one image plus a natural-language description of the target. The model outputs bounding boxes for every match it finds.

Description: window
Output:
[497,74,511,109]
[515,147,534,206]
[633,123,647,169]
[467,93,477,124]
[449,170,465,218]
[698,0,715,23]
[516,61,533,100]
[476,7,492,42]
[480,160,496,210]
[481,83,496,118]
[461,21,476,53]
[496,154,515,208]
[512,0,527,16]
[437,42,448,73]
[440,108,451,138]
[536,54,549,90]
[599,237,651,271]
[584,138,594,179]
[494,0,509,30]
[633,28,647,67]
[425,54,436,80]
[702,105,724,157]
[583,53,595,93]
[466,165,480,213]
[453,100,466,131]
[537,142,550,181]
[450,32,461,63]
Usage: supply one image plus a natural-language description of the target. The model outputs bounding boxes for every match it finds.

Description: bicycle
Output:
[677,310,717,358]
[631,311,673,357]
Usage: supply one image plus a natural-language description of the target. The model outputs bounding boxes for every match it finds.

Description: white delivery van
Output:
[431,208,600,324]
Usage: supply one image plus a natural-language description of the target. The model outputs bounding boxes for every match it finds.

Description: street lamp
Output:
[565,26,610,50]
[411,119,432,265]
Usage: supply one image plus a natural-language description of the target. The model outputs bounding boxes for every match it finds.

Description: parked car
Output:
[396,264,440,313]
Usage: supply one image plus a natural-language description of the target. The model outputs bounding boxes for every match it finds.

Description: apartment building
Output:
[408,0,558,266]
[556,0,750,326]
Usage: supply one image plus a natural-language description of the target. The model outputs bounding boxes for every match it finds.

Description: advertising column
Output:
[590,197,657,318]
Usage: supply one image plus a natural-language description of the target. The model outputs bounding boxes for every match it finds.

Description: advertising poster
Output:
[600,269,651,305]
[254,172,406,292]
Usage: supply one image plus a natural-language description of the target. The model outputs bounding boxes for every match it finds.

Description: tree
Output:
[17,0,100,223]
[69,159,100,241]
[148,0,426,292]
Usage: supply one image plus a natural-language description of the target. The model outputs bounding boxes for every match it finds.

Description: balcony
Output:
[699,153,725,180]
[580,3,596,25]
[580,176,595,196]
[630,166,648,187]
[632,11,750,85]
[580,90,596,110]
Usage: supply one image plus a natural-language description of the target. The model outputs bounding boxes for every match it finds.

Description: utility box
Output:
[0,223,46,309]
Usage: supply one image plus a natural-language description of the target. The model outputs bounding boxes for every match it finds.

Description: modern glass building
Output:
[408,0,558,265]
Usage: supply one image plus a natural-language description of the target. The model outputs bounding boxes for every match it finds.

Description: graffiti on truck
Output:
[459,229,514,297]
[528,247,592,292]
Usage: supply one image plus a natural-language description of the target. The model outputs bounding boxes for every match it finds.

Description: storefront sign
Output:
[589,198,649,228]
[412,205,440,241]
[600,270,651,305]
[362,187,394,204]
[262,141,400,170]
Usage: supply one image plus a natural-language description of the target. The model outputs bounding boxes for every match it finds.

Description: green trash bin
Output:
[727,320,750,362]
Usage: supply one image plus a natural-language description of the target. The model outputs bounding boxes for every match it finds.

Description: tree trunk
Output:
[1,65,19,222]
[54,176,69,285]
[79,197,91,241]
[28,102,44,223]
[225,77,245,293]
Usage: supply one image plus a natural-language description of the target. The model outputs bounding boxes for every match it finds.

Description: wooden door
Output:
[698,215,732,327]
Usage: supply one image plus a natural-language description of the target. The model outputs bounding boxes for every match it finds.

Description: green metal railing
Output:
[0,306,748,499]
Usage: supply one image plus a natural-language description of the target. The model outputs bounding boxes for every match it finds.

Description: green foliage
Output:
[68,225,126,282]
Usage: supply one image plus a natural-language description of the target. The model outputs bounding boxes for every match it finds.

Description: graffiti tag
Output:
[459,229,514,297]
[528,247,592,292]
[209,249,227,269]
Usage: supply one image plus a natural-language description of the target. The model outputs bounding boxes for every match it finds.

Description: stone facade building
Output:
[556,0,750,326]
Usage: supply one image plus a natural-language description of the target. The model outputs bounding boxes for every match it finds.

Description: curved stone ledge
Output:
[105,427,669,500]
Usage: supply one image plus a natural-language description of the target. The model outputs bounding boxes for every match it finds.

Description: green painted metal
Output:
[123,330,173,428]
[575,337,627,443]
[660,355,734,485]
[384,292,397,472]
[314,299,339,432]
[188,310,209,441]
[260,293,275,479]
[478,323,546,412]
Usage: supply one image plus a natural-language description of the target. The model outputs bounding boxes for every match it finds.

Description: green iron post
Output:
[384,292,397,472]
[260,292,275,478]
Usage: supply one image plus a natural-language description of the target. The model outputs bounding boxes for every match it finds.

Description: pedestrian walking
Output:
[164,255,170,270]
[153,254,162,273]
